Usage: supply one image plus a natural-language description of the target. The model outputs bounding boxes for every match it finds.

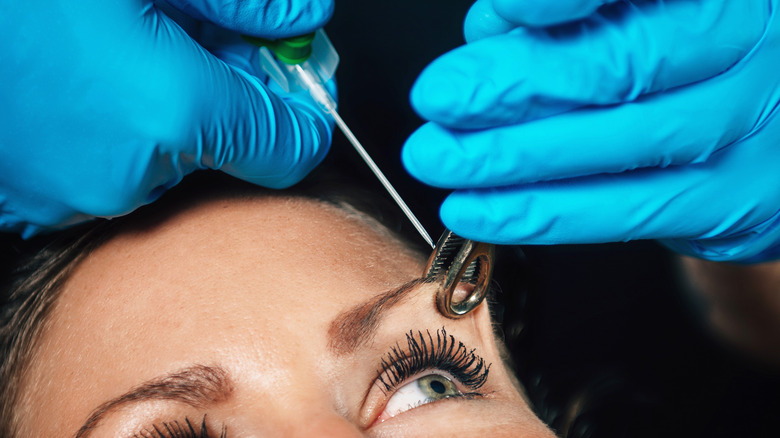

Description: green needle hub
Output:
[242,33,315,65]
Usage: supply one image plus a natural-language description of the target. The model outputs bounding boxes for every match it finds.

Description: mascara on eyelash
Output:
[375,328,491,394]
[134,415,226,438]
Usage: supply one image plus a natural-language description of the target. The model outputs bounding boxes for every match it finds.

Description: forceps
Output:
[424,230,496,319]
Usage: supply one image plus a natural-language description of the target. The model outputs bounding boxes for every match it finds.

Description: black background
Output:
[323,1,780,437]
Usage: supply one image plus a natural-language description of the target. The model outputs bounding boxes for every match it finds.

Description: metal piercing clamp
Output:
[424,230,496,319]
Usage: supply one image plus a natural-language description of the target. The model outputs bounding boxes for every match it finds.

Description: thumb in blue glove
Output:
[403,0,780,263]
[464,0,613,39]
[0,0,334,237]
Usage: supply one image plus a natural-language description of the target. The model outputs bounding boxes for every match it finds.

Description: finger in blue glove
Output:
[163,0,334,38]
[412,0,767,129]
[0,0,334,237]
[440,117,780,262]
[404,0,780,262]
[464,0,517,43]
[471,0,619,31]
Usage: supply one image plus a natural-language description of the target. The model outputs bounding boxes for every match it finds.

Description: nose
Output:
[285,414,366,437]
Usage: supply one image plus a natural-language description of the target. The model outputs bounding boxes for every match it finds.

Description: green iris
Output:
[417,374,459,400]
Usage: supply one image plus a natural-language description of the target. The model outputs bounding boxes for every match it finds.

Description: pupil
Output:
[430,379,446,394]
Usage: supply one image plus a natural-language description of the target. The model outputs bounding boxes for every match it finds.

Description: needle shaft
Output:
[330,110,435,249]
[290,64,434,249]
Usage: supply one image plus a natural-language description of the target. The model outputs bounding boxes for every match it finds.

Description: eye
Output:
[377,373,462,422]
[368,329,491,425]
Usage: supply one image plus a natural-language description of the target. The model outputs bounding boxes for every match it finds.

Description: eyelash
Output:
[133,329,487,435]
[134,415,226,438]
[375,327,491,395]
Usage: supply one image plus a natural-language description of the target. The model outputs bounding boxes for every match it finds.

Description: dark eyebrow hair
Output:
[327,277,432,355]
[74,364,233,438]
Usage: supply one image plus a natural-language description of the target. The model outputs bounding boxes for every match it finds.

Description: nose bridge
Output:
[241,370,367,437]
[239,393,368,436]
[286,413,367,437]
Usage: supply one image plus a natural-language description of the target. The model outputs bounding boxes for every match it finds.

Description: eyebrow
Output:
[327,277,431,356]
[74,364,233,438]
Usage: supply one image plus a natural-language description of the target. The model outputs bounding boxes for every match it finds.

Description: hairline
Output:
[0,182,426,436]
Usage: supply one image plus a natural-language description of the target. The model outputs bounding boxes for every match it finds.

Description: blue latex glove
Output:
[403,0,780,263]
[0,0,334,237]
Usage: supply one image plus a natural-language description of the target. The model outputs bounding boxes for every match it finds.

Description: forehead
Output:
[21,195,427,435]
[87,195,426,295]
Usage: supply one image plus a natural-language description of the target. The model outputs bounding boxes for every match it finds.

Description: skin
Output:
[681,256,780,366]
[17,194,556,437]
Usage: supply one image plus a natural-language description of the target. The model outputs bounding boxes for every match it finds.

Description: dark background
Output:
[323,1,780,437]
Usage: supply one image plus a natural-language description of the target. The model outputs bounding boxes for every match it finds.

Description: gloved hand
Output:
[403,0,780,263]
[0,0,334,237]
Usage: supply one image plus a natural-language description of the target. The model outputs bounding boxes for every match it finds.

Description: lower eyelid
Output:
[371,391,486,427]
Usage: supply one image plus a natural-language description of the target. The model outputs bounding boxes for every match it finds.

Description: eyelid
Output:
[376,328,491,394]
[132,414,226,438]
[360,328,491,428]
[375,368,462,396]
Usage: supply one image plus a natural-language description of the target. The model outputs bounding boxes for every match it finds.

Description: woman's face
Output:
[19,195,555,437]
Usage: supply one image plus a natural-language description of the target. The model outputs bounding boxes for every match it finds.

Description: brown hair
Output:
[0,220,118,436]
